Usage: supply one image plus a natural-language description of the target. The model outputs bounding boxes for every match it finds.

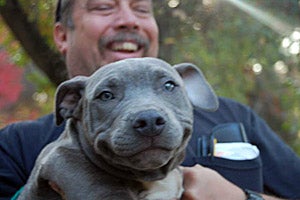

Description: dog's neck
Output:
[68,120,184,182]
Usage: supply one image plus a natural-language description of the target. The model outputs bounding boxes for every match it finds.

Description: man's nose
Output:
[114,5,139,31]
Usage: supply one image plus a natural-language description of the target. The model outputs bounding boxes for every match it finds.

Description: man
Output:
[0,0,299,199]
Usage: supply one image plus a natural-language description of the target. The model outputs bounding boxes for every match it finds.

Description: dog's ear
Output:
[55,76,88,125]
[173,63,219,111]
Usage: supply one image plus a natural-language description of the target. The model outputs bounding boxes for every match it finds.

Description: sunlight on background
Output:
[167,0,300,78]
[252,63,263,75]
[219,0,300,77]
[274,61,288,75]
[168,0,180,8]
[281,28,300,56]
[222,0,293,35]
[32,92,49,104]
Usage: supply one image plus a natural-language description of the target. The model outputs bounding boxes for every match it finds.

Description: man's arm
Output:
[0,124,30,199]
[0,114,64,199]
[181,165,285,200]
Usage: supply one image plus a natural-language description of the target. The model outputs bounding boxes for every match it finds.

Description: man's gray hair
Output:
[55,0,75,28]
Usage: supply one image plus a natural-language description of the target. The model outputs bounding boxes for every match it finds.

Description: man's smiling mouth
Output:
[100,32,149,54]
[110,42,139,52]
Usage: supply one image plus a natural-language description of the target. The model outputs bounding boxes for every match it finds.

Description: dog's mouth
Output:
[112,137,177,158]
[126,147,174,170]
[96,140,175,170]
[93,121,191,172]
[130,147,171,157]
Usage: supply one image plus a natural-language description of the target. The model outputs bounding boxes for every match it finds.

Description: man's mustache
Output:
[99,32,150,51]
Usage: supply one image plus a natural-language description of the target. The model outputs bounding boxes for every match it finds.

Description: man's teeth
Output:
[112,42,138,51]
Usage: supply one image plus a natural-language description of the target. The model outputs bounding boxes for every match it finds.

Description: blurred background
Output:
[0,0,299,154]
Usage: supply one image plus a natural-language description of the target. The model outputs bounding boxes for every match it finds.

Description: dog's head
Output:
[55,57,218,181]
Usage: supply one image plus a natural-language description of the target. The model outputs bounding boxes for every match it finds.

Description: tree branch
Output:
[0,0,67,86]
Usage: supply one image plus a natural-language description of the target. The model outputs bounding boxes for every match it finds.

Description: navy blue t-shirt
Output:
[0,97,299,199]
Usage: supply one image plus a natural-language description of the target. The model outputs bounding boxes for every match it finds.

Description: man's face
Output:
[55,0,159,77]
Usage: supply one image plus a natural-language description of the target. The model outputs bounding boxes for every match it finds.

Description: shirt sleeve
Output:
[0,114,64,199]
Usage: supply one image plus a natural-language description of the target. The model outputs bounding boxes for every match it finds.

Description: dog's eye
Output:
[98,91,115,101]
[164,81,176,92]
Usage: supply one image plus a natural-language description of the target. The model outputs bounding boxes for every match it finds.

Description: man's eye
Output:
[164,81,176,92]
[133,3,152,16]
[87,3,114,13]
[94,5,113,11]
[98,91,115,101]
[135,6,151,14]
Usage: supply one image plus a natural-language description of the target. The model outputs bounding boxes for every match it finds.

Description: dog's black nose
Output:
[132,110,166,136]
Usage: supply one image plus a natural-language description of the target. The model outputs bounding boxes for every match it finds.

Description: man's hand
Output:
[180,165,246,200]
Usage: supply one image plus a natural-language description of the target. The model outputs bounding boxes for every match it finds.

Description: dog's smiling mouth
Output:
[111,137,178,158]
[130,147,172,157]
[95,140,174,170]
[127,147,174,170]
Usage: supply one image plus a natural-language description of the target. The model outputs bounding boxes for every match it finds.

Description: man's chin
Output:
[104,50,147,64]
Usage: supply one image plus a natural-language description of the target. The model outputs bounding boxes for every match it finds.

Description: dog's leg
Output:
[18,177,62,200]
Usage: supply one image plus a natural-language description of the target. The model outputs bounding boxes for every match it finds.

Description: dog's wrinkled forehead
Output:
[92,57,176,80]
[86,58,182,95]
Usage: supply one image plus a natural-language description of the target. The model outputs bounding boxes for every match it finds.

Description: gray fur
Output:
[18,57,218,200]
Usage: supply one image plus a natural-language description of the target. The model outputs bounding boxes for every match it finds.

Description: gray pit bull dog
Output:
[18,57,218,200]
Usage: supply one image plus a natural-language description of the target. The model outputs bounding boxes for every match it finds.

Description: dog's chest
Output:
[137,168,184,200]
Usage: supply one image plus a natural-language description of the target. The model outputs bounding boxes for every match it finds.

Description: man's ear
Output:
[53,22,68,55]
[55,76,88,125]
[173,63,219,111]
